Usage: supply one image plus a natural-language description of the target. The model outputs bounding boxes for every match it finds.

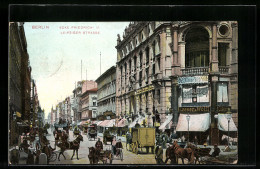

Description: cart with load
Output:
[88,124,97,141]
[131,127,155,154]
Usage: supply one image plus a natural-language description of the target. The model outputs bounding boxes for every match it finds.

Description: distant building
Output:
[79,80,98,121]
[95,66,116,121]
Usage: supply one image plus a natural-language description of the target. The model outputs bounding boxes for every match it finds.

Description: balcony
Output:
[181,67,209,76]
[219,66,229,74]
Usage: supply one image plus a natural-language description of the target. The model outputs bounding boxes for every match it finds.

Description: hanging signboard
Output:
[178,76,208,84]
[179,107,210,113]
[217,106,231,113]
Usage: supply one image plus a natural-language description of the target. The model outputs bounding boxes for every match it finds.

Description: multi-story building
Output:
[116,22,171,128]
[169,21,238,145]
[116,21,238,145]
[95,66,116,121]
[72,81,83,124]
[9,22,24,145]
[31,79,39,127]
[80,80,98,121]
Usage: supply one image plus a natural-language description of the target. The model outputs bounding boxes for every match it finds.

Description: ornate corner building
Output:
[115,21,238,145]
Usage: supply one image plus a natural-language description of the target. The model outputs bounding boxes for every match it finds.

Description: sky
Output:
[24,22,129,119]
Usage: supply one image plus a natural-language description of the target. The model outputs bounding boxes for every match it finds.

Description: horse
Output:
[88,147,97,164]
[165,145,177,164]
[126,134,132,151]
[57,134,83,161]
[88,146,112,164]
[171,141,195,164]
[186,143,201,164]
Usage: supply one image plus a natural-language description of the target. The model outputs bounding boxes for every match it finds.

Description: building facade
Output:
[80,80,98,121]
[116,22,172,128]
[116,21,238,145]
[95,66,116,120]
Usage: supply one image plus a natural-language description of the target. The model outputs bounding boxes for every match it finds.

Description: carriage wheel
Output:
[120,149,123,161]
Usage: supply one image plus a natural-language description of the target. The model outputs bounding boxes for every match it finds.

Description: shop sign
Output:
[136,85,154,95]
[179,107,210,113]
[217,106,231,113]
[178,76,208,84]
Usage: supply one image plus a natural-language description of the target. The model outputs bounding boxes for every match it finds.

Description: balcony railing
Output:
[181,67,209,76]
[219,66,229,74]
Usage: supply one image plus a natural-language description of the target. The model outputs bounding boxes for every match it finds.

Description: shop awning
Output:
[159,115,173,130]
[96,121,103,126]
[106,119,116,127]
[117,118,127,127]
[218,114,237,131]
[98,120,115,127]
[128,116,145,128]
[176,113,210,132]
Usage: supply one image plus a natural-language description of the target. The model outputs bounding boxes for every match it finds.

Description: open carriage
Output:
[88,124,97,141]
[103,130,114,145]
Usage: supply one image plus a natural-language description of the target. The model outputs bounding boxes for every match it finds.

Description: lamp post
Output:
[226,108,232,147]
[186,113,190,143]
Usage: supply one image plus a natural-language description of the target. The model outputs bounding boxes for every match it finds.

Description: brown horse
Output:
[186,143,201,164]
[57,134,83,160]
[172,141,195,164]
[88,147,97,164]
[165,145,177,164]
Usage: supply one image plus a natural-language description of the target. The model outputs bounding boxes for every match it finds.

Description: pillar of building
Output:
[171,24,180,128]
[210,23,220,145]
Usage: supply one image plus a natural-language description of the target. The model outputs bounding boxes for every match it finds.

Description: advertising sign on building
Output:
[178,76,208,84]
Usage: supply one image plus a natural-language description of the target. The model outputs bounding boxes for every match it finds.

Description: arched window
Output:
[185,27,209,68]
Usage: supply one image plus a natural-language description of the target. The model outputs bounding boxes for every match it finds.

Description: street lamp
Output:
[186,113,190,143]
[226,108,232,147]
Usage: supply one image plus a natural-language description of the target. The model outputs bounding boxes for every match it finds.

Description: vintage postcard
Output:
[8,21,238,165]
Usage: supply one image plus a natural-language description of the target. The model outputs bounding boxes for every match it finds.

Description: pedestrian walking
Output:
[112,136,117,155]
[155,145,164,164]
[38,152,48,164]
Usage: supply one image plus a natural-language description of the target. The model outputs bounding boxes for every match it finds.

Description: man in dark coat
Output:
[211,144,221,157]
[26,150,35,164]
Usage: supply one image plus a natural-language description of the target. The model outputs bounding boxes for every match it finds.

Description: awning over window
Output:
[218,113,237,131]
[128,116,145,128]
[117,118,126,127]
[96,121,103,126]
[98,119,115,127]
[176,113,210,132]
[159,115,173,130]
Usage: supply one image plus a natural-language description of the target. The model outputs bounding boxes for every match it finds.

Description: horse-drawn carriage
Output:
[88,124,97,141]
[130,128,156,154]
[88,146,113,164]
[103,130,114,145]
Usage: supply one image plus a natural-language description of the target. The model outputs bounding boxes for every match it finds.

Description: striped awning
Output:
[159,115,173,130]
[117,118,126,127]
[218,113,237,131]
[98,120,115,127]
[128,116,145,128]
[176,113,210,132]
